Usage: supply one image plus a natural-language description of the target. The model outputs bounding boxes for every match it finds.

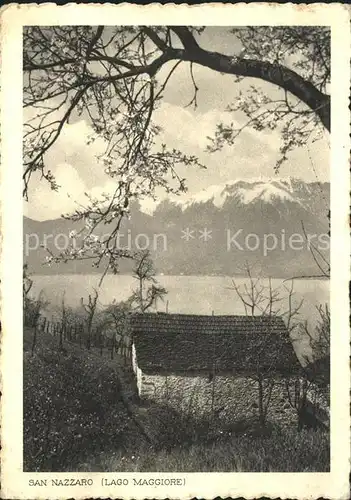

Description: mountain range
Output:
[24,177,330,278]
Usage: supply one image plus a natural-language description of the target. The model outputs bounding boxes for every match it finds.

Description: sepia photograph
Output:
[1,3,350,499]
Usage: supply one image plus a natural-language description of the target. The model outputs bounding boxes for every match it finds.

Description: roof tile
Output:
[130,313,301,376]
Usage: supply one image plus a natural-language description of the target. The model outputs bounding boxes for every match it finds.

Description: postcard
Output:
[1,2,350,499]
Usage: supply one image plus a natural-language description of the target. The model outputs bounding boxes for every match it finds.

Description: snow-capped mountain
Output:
[148,176,328,215]
[24,177,330,278]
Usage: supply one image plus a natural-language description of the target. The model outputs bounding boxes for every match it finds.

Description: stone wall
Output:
[139,371,298,426]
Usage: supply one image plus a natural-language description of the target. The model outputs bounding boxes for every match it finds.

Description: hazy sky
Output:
[24,27,329,221]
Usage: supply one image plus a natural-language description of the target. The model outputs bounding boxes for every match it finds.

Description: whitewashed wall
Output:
[131,342,142,395]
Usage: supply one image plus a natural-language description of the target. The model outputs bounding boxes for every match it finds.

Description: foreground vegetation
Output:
[24,328,137,471]
[78,427,329,472]
[24,327,329,473]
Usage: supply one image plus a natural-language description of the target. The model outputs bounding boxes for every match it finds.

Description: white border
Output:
[1,3,350,499]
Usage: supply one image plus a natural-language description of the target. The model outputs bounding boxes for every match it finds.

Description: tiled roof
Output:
[130,313,301,376]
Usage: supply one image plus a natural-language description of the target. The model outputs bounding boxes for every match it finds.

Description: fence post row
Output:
[27,316,134,366]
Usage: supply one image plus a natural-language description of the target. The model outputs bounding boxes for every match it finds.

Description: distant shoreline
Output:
[30,273,329,281]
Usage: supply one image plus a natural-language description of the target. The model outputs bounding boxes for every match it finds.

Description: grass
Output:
[76,427,329,472]
[23,327,330,472]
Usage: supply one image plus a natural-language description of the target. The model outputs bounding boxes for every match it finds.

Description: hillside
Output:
[24,326,329,472]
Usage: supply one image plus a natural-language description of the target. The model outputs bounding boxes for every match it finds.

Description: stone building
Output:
[130,313,303,425]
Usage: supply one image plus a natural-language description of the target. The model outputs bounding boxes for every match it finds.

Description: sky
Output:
[24,27,330,221]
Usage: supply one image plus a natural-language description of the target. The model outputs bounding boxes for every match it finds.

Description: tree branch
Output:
[171,27,200,51]
[170,44,330,130]
[143,27,169,52]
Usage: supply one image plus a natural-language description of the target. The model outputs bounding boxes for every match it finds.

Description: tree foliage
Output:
[208,27,330,171]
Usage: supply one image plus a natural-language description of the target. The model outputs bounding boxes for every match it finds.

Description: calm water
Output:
[31,274,328,324]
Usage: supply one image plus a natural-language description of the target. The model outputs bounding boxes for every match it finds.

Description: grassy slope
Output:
[23,327,329,472]
[24,327,144,471]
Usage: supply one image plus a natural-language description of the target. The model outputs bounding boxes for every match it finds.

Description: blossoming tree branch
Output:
[23,26,330,277]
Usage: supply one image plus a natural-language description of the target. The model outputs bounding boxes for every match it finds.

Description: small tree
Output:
[23,263,41,327]
[23,264,49,354]
[285,366,329,431]
[131,250,167,313]
[284,304,330,430]
[94,320,106,356]
[306,303,330,360]
[229,263,303,427]
[28,290,48,356]
[81,288,99,350]
[23,263,33,305]
[100,252,167,363]
[104,299,132,361]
